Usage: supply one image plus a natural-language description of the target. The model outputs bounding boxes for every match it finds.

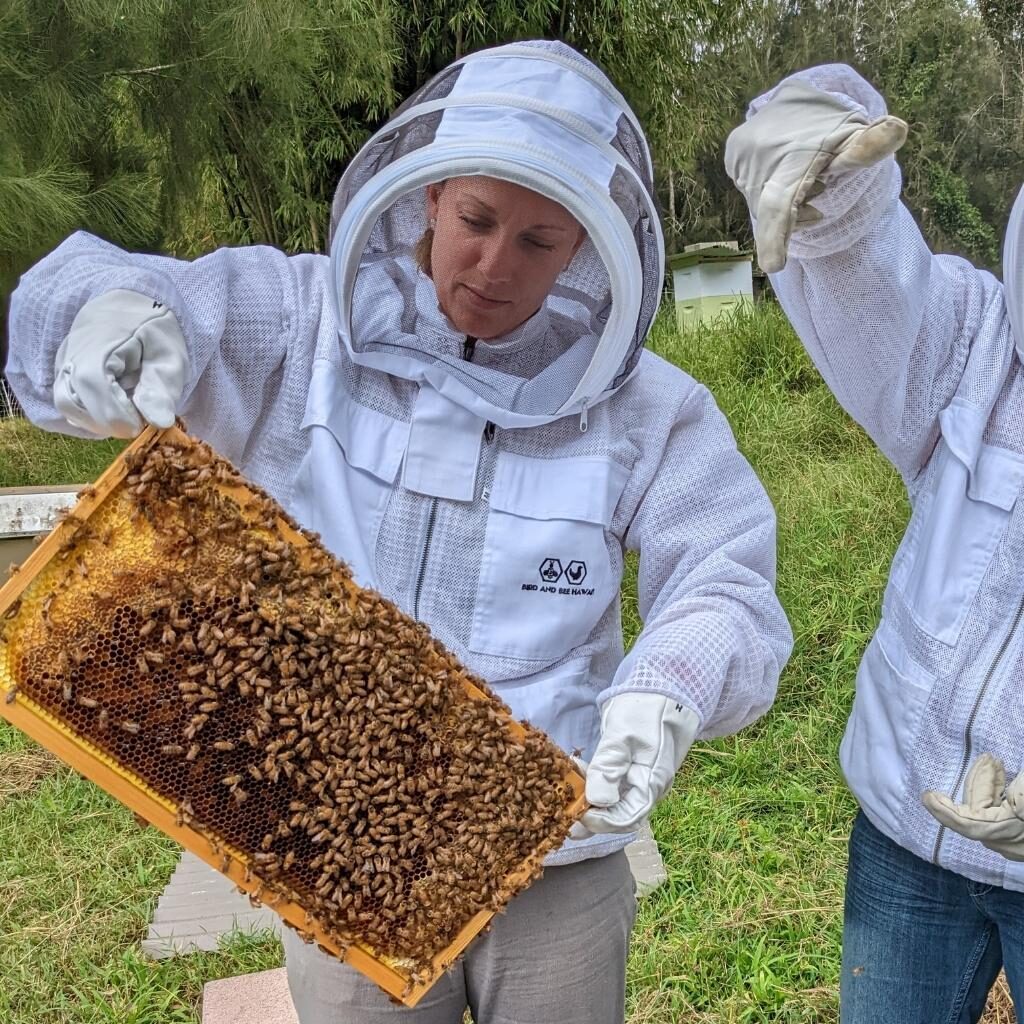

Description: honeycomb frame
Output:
[0,425,586,1007]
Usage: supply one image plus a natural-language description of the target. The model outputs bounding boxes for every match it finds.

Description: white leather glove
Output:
[54,289,188,438]
[922,754,1024,861]
[725,79,908,273]
[573,693,700,837]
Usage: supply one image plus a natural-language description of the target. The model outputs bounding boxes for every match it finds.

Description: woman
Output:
[727,63,1024,1022]
[8,40,791,1023]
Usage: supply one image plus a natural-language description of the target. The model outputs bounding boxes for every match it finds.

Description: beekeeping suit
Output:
[8,40,790,1022]
[727,63,1024,889]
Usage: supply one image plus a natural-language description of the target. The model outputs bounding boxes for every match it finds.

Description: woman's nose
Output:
[475,235,516,283]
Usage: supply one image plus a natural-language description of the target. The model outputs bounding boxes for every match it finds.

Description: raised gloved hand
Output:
[725,79,908,273]
[54,289,188,438]
[922,754,1024,862]
[573,693,700,837]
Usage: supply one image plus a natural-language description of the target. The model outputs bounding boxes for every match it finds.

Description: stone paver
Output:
[142,853,280,960]
[202,968,297,1024]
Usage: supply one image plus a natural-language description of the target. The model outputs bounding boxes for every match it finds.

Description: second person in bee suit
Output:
[727,64,1024,1022]
[7,40,792,1023]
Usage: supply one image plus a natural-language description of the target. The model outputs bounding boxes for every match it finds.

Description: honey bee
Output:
[185,714,208,738]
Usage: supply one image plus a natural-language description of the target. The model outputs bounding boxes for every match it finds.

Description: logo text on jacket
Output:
[522,558,594,596]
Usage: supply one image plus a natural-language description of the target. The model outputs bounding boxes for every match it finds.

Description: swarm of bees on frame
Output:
[0,433,579,976]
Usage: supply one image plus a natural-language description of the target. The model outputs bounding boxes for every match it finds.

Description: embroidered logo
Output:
[522,557,593,597]
[565,560,587,585]
[538,558,563,583]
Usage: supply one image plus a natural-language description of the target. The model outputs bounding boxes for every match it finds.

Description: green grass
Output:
[0,418,125,488]
[0,748,280,1024]
[626,307,905,1024]
[0,303,909,1023]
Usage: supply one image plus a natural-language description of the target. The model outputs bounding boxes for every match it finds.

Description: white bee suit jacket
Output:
[743,62,1024,888]
[7,41,791,864]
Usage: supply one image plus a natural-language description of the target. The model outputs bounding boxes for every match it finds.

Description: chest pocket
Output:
[290,397,408,591]
[469,453,629,663]
[889,441,1024,647]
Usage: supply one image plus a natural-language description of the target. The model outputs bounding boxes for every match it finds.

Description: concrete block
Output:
[144,851,281,959]
[202,968,298,1024]
[144,932,224,959]
[148,914,281,940]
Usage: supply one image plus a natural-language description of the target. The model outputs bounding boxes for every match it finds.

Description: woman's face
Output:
[426,177,586,340]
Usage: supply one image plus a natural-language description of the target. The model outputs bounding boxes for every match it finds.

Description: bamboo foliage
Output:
[3,0,1024,367]
[0,0,164,281]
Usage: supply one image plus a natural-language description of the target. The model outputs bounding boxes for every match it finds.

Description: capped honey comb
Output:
[0,425,585,1006]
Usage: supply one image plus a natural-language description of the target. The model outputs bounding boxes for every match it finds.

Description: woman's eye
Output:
[525,238,556,251]
[459,216,488,230]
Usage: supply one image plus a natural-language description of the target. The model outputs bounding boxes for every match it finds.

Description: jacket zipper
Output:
[932,596,1024,863]
[412,500,439,620]
[413,336,479,620]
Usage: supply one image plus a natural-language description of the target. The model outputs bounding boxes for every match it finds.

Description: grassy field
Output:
[0,305,1012,1022]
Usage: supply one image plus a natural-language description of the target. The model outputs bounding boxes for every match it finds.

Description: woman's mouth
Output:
[460,283,509,309]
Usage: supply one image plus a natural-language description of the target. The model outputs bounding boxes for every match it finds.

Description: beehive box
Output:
[0,425,585,1006]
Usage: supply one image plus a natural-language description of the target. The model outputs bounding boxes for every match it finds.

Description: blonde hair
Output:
[414,226,434,277]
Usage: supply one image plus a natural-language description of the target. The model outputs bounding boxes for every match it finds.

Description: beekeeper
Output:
[8,41,791,1024]
[728,64,1024,1022]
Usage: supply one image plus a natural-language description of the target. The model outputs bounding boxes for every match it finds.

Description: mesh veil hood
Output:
[327,40,664,429]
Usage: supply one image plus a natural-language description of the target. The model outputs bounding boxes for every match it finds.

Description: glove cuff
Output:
[780,158,899,264]
[748,63,889,123]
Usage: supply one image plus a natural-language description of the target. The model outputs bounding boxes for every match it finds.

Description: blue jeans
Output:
[842,811,1024,1023]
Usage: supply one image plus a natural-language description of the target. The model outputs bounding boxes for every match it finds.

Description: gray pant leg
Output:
[283,926,468,1024]
[465,851,636,1024]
